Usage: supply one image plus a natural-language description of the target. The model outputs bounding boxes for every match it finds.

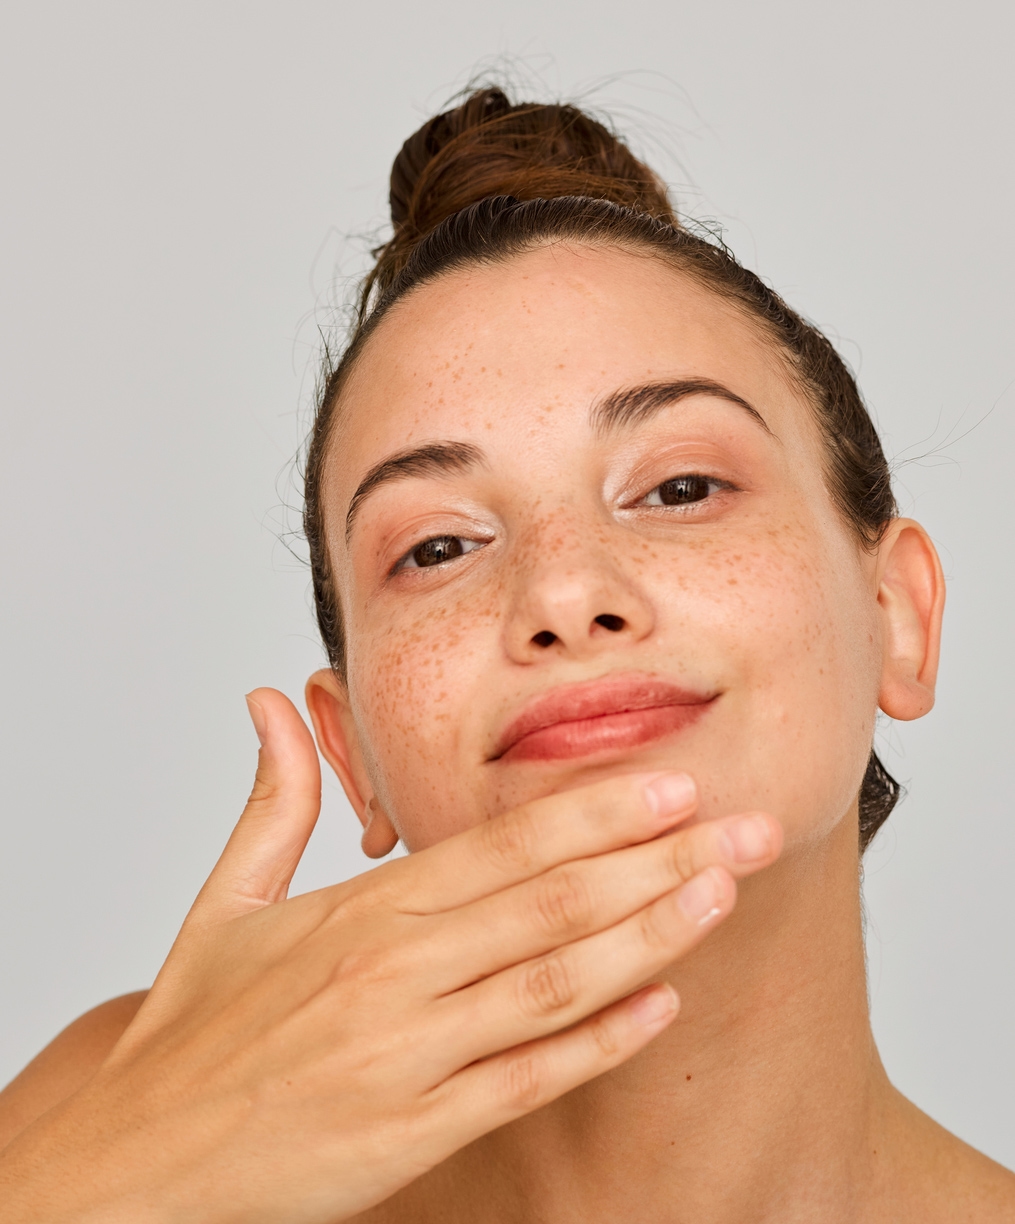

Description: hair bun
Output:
[376,87,676,294]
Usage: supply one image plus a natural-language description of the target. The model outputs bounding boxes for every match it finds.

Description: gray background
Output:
[1,0,1012,1167]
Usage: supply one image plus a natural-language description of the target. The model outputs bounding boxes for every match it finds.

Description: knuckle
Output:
[347,863,404,913]
[639,900,679,954]
[533,869,592,937]
[666,833,702,884]
[518,953,577,1018]
[587,1010,622,1059]
[321,888,373,932]
[335,942,398,989]
[481,808,540,875]
[499,1052,546,1111]
[244,773,277,811]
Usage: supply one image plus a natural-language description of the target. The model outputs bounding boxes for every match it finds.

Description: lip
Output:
[491,672,718,763]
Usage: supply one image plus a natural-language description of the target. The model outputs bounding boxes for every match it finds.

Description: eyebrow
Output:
[591,378,772,437]
[344,379,769,541]
[345,440,485,541]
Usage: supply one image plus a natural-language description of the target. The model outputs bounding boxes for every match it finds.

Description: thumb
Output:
[190,687,322,924]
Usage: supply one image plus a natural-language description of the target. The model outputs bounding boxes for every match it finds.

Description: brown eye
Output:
[411,536,464,567]
[397,535,484,571]
[644,475,716,506]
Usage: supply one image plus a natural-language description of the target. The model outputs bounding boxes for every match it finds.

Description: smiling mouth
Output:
[491,673,718,763]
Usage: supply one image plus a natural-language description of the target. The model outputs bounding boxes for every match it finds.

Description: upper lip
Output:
[490,671,717,760]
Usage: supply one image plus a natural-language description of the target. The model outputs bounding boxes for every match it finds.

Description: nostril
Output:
[532,630,557,648]
[594,614,626,633]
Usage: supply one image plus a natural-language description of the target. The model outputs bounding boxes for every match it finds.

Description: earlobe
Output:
[876,519,946,722]
[361,798,400,859]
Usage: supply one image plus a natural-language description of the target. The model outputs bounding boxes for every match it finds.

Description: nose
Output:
[503,526,655,663]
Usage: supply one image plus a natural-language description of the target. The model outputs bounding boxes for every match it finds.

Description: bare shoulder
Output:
[0,991,148,1151]
[885,1091,1015,1222]
[922,1119,1015,1221]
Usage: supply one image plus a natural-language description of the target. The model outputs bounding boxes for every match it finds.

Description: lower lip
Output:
[501,702,712,762]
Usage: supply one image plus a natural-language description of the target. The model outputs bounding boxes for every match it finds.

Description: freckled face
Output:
[323,245,882,851]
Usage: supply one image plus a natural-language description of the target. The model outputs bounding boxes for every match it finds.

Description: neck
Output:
[388,813,899,1224]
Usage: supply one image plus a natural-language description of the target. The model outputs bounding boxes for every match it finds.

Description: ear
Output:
[304,669,400,859]
[876,519,946,721]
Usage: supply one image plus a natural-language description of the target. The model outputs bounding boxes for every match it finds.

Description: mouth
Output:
[490,672,718,763]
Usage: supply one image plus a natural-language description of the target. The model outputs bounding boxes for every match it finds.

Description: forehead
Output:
[332,243,819,490]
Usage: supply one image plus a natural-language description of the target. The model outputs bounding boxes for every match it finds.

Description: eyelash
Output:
[634,473,733,509]
[393,535,485,573]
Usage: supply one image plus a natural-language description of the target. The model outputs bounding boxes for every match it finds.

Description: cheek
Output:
[344,584,505,849]
[341,512,882,852]
[664,518,880,837]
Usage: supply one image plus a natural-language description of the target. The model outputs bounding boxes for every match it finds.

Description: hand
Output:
[0,689,782,1223]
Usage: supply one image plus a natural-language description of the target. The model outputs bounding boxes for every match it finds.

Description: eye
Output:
[395,535,484,571]
[641,474,723,507]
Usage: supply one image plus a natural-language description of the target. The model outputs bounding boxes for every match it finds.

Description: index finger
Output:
[375,771,697,913]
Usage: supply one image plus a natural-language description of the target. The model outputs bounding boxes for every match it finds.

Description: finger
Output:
[377,771,699,913]
[417,811,780,994]
[189,688,322,924]
[434,865,735,1071]
[426,984,679,1157]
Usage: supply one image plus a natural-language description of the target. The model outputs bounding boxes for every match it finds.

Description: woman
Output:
[1,87,1012,1222]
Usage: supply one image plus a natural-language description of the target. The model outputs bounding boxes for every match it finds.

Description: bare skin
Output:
[353,816,1013,1224]
[2,242,1012,1221]
[0,993,147,1154]
[0,712,785,1222]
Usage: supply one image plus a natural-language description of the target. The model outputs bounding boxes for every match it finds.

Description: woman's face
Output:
[321,244,883,852]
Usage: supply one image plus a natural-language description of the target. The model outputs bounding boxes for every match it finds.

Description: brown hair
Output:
[304,87,901,849]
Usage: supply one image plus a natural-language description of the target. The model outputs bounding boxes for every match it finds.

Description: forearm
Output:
[0,1093,159,1224]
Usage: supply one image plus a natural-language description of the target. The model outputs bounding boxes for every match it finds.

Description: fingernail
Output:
[631,984,679,1027]
[245,694,267,746]
[644,773,695,817]
[676,868,725,925]
[721,814,772,863]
